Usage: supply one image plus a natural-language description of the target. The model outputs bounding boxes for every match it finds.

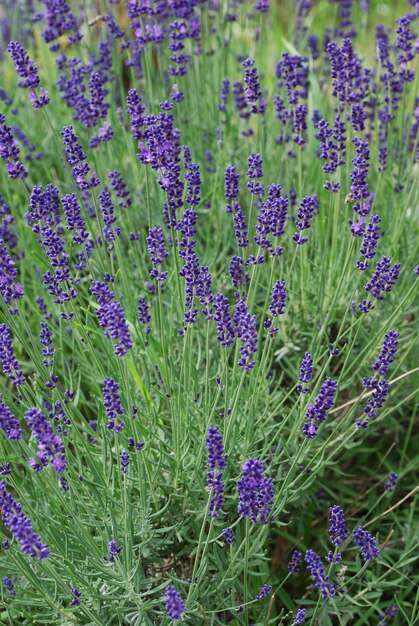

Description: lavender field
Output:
[0,1,418,625]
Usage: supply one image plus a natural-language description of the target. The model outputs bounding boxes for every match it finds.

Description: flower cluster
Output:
[0,242,24,313]
[164,586,185,621]
[206,425,227,517]
[360,256,401,312]
[61,126,99,190]
[146,228,168,283]
[0,324,25,386]
[243,58,266,115]
[0,481,50,559]
[237,458,273,524]
[329,505,348,547]
[353,526,380,561]
[305,549,336,598]
[293,196,319,244]
[384,472,398,493]
[302,378,338,438]
[264,279,286,335]
[234,299,258,370]
[288,550,302,574]
[107,539,122,562]
[372,330,399,376]
[297,352,313,393]
[90,282,133,357]
[24,408,66,473]
[0,113,28,179]
[102,378,124,432]
[0,394,22,440]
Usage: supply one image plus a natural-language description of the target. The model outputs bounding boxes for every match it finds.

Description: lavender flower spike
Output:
[288,550,302,574]
[372,331,399,377]
[305,549,336,598]
[206,425,227,517]
[0,480,50,559]
[302,378,338,438]
[0,114,28,179]
[107,539,122,562]
[24,408,66,474]
[0,394,22,440]
[102,378,124,431]
[0,324,25,386]
[90,281,132,357]
[234,299,258,370]
[264,279,286,335]
[293,608,306,624]
[329,505,348,547]
[165,586,185,621]
[353,526,380,561]
[237,458,273,524]
[384,472,398,493]
[293,196,319,244]
[297,352,313,393]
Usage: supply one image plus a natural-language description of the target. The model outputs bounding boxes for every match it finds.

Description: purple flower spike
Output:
[302,378,338,438]
[138,297,151,335]
[0,324,25,386]
[24,408,66,474]
[255,584,272,600]
[108,171,132,209]
[146,228,168,283]
[255,1,269,13]
[357,215,381,271]
[329,505,348,547]
[237,458,273,524]
[62,194,89,245]
[0,480,50,559]
[218,78,230,114]
[357,377,390,428]
[99,190,120,246]
[29,88,50,109]
[224,166,240,203]
[165,586,185,621]
[120,450,130,475]
[70,587,81,606]
[0,242,24,313]
[102,378,124,431]
[234,300,258,370]
[293,608,306,624]
[293,196,319,244]
[305,549,336,598]
[7,41,40,89]
[206,426,227,517]
[264,280,286,335]
[372,331,399,377]
[61,126,99,190]
[0,394,21,440]
[107,539,122,562]
[247,153,264,195]
[0,113,28,179]
[353,526,379,561]
[288,550,302,574]
[223,528,235,544]
[90,281,132,357]
[363,256,401,307]
[213,293,235,347]
[233,203,249,248]
[384,472,398,493]
[297,352,313,393]
[3,576,16,597]
[243,58,266,115]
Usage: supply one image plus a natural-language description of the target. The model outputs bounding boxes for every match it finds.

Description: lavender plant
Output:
[0,1,418,625]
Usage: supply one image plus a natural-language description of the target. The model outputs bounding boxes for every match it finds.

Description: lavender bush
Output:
[0,1,418,625]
